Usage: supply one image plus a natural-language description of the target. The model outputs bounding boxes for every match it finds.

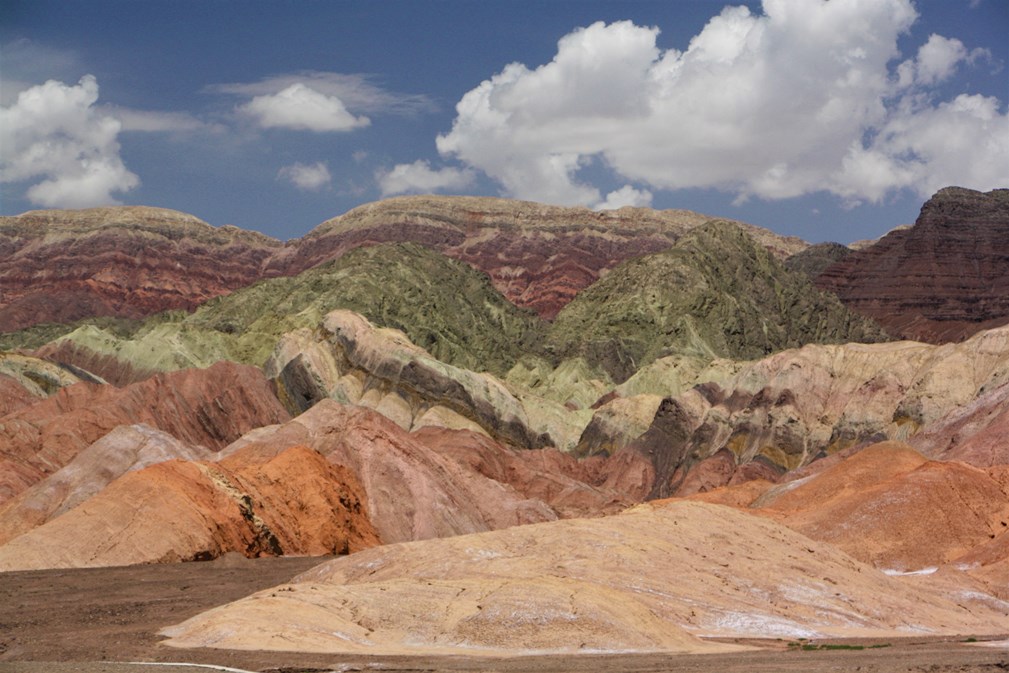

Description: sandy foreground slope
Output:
[161,499,1009,657]
[2,552,1008,673]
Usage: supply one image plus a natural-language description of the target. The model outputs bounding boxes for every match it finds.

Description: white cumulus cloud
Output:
[278,161,332,191]
[434,0,1008,208]
[0,75,139,208]
[240,83,369,132]
[594,185,654,210]
[378,160,475,196]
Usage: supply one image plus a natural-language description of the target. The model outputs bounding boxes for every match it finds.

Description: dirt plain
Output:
[1,554,1007,673]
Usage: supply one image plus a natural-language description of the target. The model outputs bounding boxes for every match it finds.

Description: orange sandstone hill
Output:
[0,444,379,571]
[221,399,634,545]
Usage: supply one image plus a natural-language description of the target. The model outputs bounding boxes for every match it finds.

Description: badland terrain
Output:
[1,186,1008,672]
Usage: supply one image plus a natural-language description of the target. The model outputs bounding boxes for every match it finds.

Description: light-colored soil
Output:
[2,550,1007,672]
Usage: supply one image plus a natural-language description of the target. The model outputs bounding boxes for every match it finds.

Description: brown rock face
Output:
[222,400,559,544]
[32,339,157,386]
[0,206,281,332]
[0,360,290,506]
[0,444,379,571]
[224,399,640,543]
[270,195,808,320]
[817,187,1009,342]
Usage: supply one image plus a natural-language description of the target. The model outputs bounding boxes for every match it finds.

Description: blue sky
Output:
[1,0,1006,243]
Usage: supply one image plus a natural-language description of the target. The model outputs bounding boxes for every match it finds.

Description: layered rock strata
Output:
[268,195,808,320]
[817,187,1009,342]
[220,399,631,544]
[609,325,1009,498]
[0,206,281,332]
[548,221,885,382]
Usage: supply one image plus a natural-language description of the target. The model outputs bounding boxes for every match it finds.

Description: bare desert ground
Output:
[1,554,1007,673]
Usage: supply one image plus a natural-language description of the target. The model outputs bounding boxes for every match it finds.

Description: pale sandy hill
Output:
[685,442,1009,575]
[162,500,1009,656]
[0,445,378,571]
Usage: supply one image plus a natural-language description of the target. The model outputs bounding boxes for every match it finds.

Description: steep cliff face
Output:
[269,195,808,320]
[816,187,1009,342]
[0,207,282,333]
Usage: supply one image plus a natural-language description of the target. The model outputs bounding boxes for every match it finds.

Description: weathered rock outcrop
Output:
[0,352,96,397]
[0,361,290,505]
[0,445,379,571]
[0,351,96,415]
[410,427,632,519]
[162,499,1009,656]
[30,243,547,383]
[548,221,885,382]
[266,310,557,450]
[817,187,1009,342]
[616,325,1009,499]
[0,206,281,333]
[0,374,36,417]
[268,195,808,320]
[910,380,1009,466]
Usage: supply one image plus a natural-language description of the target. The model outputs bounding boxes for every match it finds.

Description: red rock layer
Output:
[0,206,281,332]
[0,361,290,505]
[0,424,213,546]
[223,399,643,543]
[816,187,1009,342]
[0,374,37,416]
[2,197,807,332]
[269,195,806,320]
[0,445,380,571]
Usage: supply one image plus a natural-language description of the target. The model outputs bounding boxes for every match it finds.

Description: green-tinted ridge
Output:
[547,221,888,382]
